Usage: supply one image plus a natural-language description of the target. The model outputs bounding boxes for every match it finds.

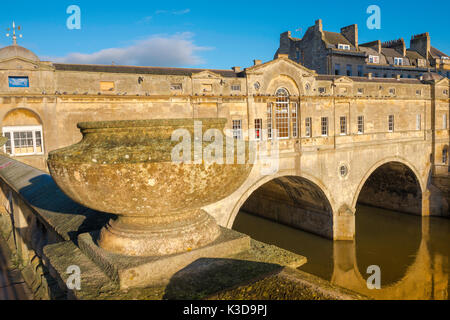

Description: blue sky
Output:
[0,0,448,69]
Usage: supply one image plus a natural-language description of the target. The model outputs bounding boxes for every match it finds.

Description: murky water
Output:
[233,204,450,300]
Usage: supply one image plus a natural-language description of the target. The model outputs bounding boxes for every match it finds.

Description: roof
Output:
[0,45,40,62]
[52,63,243,78]
[323,31,352,47]
[381,48,403,58]
[430,46,449,59]
[406,50,426,60]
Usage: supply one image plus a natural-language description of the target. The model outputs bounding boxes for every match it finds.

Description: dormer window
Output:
[338,44,350,50]
[369,55,379,64]
[442,56,449,60]
[394,57,403,66]
[417,59,426,67]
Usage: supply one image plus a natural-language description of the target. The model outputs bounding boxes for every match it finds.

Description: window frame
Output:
[321,117,329,137]
[369,55,379,64]
[340,116,347,135]
[357,116,364,134]
[232,120,242,140]
[2,125,44,156]
[388,115,395,132]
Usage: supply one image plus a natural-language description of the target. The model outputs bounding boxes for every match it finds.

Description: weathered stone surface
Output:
[47,118,253,256]
[77,227,251,289]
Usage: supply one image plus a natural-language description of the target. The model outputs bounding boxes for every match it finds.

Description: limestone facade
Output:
[0,43,448,240]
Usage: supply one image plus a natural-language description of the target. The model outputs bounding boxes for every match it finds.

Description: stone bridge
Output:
[205,136,448,240]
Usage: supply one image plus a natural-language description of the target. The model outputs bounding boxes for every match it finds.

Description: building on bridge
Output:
[0,36,449,241]
[275,19,450,79]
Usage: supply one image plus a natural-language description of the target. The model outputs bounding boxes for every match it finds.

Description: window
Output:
[267,103,272,139]
[232,120,242,140]
[321,117,328,136]
[318,87,326,94]
[416,89,422,96]
[357,88,364,95]
[291,103,298,138]
[416,114,421,130]
[170,83,182,91]
[335,64,341,75]
[254,119,262,140]
[340,116,347,135]
[338,44,350,50]
[444,114,448,130]
[388,115,394,132]
[357,65,364,77]
[444,89,449,95]
[8,76,29,88]
[346,64,352,76]
[369,55,379,64]
[357,116,364,134]
[231,84,241,91]
[3,126,44,156]
[305,117,312,138]
[443,148,448,164]
[100,81,115,91]
[394,57,403,66]
[275,88,290,139]
[389,88,396,95]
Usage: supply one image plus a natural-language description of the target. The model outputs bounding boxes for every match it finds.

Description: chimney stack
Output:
[315,19,323,32]
[253,59,262,66]
[232,66,241,73]
[341,24,358,48]
[410,32,430,61]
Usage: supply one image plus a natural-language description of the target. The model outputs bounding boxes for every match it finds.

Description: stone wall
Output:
[0,155,113,299]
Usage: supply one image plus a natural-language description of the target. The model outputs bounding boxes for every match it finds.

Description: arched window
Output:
[2,109,44,156]
[275,88,290,139]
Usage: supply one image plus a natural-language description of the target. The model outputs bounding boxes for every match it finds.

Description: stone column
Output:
[333,204,355,240]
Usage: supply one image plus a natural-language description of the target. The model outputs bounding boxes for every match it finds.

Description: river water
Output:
[233,204,450,300]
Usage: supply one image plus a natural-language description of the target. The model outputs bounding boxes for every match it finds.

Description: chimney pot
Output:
[232,66,241,73]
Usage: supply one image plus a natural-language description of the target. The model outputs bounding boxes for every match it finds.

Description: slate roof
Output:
[53,63,243,78]
[430,46,449,59]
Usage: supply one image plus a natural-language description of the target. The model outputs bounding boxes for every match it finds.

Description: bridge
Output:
[202,57,449,241]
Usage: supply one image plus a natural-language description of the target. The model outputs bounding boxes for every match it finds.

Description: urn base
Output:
[97,209,221,256]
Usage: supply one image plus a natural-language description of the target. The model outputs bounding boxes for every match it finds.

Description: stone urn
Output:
[47,118,253,257]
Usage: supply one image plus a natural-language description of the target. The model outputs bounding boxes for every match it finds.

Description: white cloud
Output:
[44,32,212,67]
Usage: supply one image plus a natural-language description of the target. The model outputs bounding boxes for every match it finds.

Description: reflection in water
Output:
[233,204,449,300]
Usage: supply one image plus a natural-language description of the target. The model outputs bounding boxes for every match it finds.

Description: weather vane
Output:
[6,21,22,45]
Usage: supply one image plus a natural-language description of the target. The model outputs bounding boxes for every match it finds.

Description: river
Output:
[233,204,450,300]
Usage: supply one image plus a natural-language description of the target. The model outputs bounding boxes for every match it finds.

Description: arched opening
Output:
[357,161,422,215]
[2,108,44,156]
[355,161,422,286]
[232,175,334,279]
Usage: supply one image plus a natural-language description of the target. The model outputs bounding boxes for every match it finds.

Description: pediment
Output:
[0,57,52,71]
[191,70,222,79]
[245,57,317,78]
[435,77,449,86]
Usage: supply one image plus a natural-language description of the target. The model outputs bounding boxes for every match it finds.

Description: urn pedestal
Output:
[47,118,254,287]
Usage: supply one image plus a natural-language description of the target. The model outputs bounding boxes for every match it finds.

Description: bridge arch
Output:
[228,171,337,239]
[352,157,425,216]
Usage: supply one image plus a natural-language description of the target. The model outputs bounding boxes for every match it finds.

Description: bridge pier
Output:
[333,205,356,241]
